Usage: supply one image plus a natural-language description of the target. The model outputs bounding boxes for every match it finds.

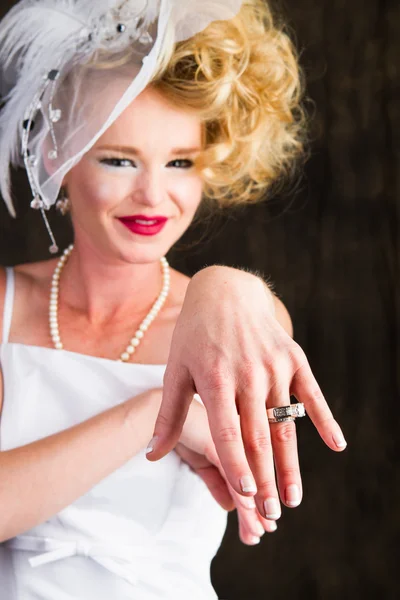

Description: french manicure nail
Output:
[146,436,158,455]
[333,432,347,449]
[286,484,301,507]
[244,497,257,509]
[240,476,257,494]
[269,522,278,532]
[254,523,265,537]
[264,498,281,520]
[249,536,260,545]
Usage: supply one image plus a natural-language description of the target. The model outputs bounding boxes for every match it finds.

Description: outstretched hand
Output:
[146,266,347,522]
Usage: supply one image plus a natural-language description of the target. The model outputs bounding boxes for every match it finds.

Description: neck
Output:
[58,240,165,327]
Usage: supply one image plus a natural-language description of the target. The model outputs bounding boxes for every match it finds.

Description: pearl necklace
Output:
[49,244,171,362]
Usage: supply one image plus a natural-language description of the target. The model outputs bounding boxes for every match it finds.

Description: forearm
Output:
[0,392,159,542]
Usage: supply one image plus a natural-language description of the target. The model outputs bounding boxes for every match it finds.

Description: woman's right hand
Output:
[175,396,277,545]
[144,389,275,544]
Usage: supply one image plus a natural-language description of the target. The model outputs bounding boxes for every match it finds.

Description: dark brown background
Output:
[1,1,399,598]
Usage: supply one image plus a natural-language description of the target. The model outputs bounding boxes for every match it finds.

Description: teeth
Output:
[135,219,158,225]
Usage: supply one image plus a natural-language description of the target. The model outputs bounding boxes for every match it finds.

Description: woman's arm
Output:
[0,389,160,543]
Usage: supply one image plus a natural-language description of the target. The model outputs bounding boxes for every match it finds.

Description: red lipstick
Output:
[118,215,168,237]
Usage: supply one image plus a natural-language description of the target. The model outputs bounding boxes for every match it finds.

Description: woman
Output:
[0,1,347,598]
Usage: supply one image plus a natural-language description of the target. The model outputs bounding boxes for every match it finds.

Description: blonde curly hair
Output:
[150,0,306,206]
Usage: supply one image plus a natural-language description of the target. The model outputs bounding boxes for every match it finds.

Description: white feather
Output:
[0,0,125,216]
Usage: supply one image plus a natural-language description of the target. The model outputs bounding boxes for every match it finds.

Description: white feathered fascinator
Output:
[0,0,243,251]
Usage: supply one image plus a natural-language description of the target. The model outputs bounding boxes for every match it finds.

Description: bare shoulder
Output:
[0,261,44,342]
[1,258,57,335]
[0,258,56,415]
[11,258,57,300]
[15,258,56,283]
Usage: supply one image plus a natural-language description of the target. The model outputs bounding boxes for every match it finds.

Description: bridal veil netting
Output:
[0,0,244,225]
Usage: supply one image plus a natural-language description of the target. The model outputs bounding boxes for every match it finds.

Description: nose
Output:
[134,167,165,208]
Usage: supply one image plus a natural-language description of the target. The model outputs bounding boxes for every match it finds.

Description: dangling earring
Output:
[56,187,70,216]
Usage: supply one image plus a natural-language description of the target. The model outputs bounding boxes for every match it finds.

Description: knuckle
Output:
[203,366,232,394]
[215,426,240,444]
[266,353,288,374]
[256,479,278,496]
[280,467,300,481]
[245,431,272,454]
[237,382,262,403]
[238,367,254,391]
[273,422,296,445]
[264,352,281,372]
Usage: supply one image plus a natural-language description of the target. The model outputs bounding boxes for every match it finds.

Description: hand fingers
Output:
[213,459,278,544]
[236,497,265,545]
[197,435,278,544]
[230,484,278,544]
[237,513,263,546]
[236,498,277,544]
[196,464,236,512]
[175,444,235,511]
[271,419,302,508]
[260,516,278,534]
[146,365,193,461]
[290,358,347,451]
[267,376,303,509]
[195,377,257,500]
[238,379,282,521]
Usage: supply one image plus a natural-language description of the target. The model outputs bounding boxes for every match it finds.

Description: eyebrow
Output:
[96,145,201,155]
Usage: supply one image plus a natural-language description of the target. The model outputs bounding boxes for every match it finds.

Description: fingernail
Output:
[146,436,158,455]
[244,497,257,509]
[333,432,347,449]
[249,536,260,545]
[285,484,301,507]
[254,523,265,537]
[264,498,281,520]
[269,522,278,533]
[240,476,257,494]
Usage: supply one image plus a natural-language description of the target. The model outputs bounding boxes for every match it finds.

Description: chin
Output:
[116,242,169,266]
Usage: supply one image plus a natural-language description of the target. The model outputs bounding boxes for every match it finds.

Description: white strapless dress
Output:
[0,341,228,600]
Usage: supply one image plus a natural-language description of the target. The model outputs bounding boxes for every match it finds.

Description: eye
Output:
[167,159,194,169]
[99,158,136,168]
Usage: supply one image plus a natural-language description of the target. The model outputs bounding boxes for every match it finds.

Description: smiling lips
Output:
[118,215,168,236]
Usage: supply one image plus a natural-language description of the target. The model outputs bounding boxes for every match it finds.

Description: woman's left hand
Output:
[147,266,347,523]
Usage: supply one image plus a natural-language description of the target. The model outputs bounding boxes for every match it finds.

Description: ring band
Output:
[268,415,296,424]
[267,403,306,424]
